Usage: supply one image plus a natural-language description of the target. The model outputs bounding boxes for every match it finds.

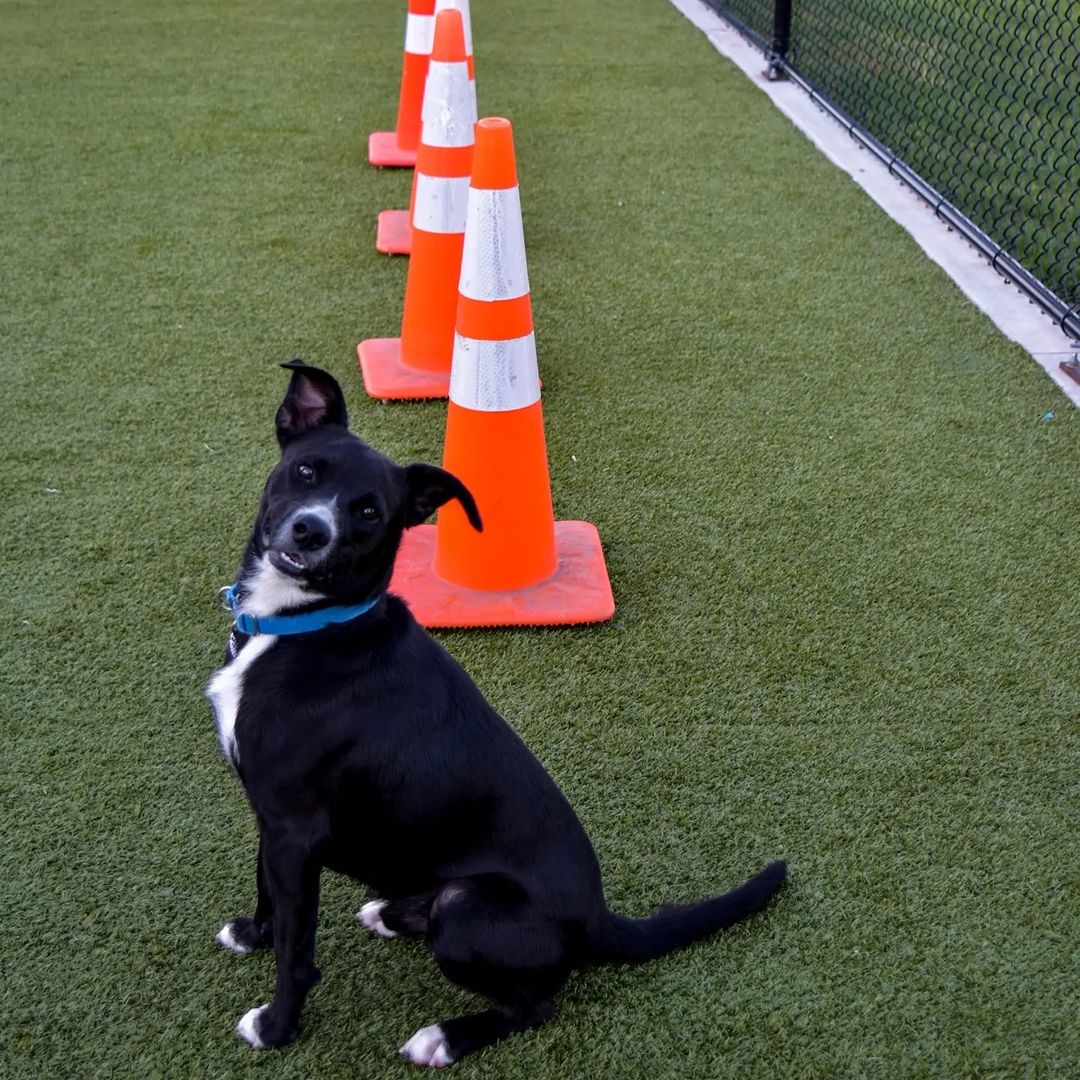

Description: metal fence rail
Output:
[704,0,1080,340]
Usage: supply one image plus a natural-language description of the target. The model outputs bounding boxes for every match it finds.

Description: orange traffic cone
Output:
[390,118,615,628]
[376,0,477,253]
[438,0,475,80]
[368,0,436,168]
[359,8,474,399]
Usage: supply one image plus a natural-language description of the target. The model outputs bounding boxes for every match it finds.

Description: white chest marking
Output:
[207,553,326,764]
[207,635,277,765]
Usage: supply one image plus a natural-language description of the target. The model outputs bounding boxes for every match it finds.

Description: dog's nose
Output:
[291,512,330,551]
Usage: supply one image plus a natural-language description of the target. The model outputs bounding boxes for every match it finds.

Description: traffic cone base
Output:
[390,520,615,627]
[367,130,418,168]
[376,209,413,254]
[356,338,450,400]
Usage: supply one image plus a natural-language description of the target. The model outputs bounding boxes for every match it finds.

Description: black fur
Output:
[211,362,786,1063]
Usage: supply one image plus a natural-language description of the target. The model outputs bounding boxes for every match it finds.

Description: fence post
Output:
[1061,340,1080,387]
[765,0,792,80]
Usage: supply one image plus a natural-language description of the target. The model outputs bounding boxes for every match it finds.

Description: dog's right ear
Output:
[403,463,483,531]
[275,360,349,448]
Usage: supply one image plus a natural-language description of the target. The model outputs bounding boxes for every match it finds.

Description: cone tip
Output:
[471,118,518,189]
[431,8,467,62]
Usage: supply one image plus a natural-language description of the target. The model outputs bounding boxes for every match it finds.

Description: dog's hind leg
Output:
[357,891,435,939]
[217,834,274,953]
[400,1000,557,1067]
[399,878,570,1066]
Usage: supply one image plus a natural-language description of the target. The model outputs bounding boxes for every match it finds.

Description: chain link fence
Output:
[704,0,1080,339]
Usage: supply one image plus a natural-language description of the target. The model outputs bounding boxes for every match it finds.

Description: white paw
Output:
[216,921,252,954]
[236,1004,270,1049]
[357,899,398,939]
[400,1024,453,1067]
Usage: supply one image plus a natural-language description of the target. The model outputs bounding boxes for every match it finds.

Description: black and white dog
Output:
[207,361,786,1066]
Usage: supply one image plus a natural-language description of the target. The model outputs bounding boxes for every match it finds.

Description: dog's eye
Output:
[351,499,379,522]
[296,463,315,482]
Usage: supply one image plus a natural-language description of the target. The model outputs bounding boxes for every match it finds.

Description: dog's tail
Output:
[590,860,787,965]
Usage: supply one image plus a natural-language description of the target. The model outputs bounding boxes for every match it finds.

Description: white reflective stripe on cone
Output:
[449,332,541,411]
[412,174,471,234]
[435,0,473,56]
[404,13,435,54]
[421,61,474,148]
[465,74,478,127]
[459,187,529,302]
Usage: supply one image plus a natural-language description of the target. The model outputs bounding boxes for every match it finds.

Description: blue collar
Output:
[220,583,380,637]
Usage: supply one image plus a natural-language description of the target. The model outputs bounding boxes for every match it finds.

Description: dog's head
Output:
[241,360,481,608]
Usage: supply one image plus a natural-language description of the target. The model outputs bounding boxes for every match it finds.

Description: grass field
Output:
[2,0,1077,1077]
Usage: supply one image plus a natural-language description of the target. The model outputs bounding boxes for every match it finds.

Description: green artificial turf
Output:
[2,0,1077,1076]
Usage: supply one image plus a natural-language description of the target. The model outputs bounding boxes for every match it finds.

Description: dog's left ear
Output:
[275,360,348,448]
[404,464,483,531]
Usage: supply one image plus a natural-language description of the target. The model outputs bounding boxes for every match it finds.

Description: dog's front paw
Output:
[357,899,398,939]
[235,1003,296,1050]
[216,917,272,953]
[400,1024,454,1067]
